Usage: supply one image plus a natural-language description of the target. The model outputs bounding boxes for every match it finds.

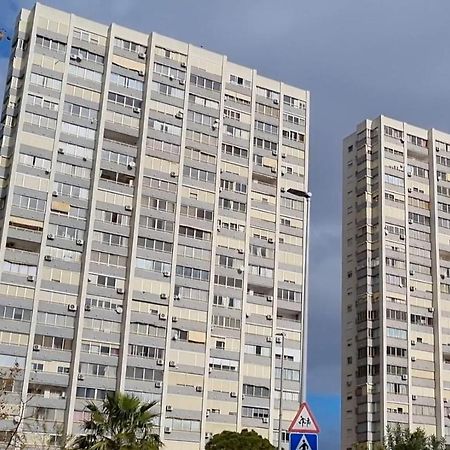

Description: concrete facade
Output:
[0,3,309,448]
[342,116,450,449]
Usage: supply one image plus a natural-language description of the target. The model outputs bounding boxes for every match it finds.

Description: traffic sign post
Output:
[288,402,320,450]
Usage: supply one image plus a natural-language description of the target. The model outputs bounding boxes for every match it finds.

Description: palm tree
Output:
[69,392,162,450]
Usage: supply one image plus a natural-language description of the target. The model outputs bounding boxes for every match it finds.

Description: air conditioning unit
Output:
[68,304,77,312]
[412,395,417,401]
[156,359,164,366]
[159,313,167,320]
[205,432,213,439]
[170,171,177,177]
[268,238,274,244]
[248,290,254,295]
[84,304,91,312]
[273,99,279,105]
[175,111,183,119]
[266,295,273,302]
[60,392,66,399]
[401,374,408,381]
[272,150,278,156]
[125,205,133,211]
[160,293,168,300]
[408,219,413,224]
[117,288,125,294]
[169,361,176,367]
[128,161,136,169]
[27,275,35,282]
[444,398,448,403]
[172,334,178,341]
[409,270,415,276]
[428,307,435,313]
[262,417,269,424]
[230,392,237,398]
[138,70,145,77]
[70,54,78,61]
[77,374,84,381]
[399,234,405,240]
[266,314,273,321]
[133,107,141,114]
[280,187,286,193]
[155,381,162,388]
[282,153,286,159]
[166,405,173,412]
[275,336,282,344]
[205,410,210,417]
[196,386,203,392]
[163,271,171,278]
[47,233,55,240]
[172,316,178,323]
[270,167,277,173]
[174,294,181,301]
[179,79,185,85]
[237,266,244,274]
[33,344,41,351]
[44,255,52,261]
[411,340,416,346]
[410,286,415,292]
[76,239,84,246]
[52,191,58,197]
[238,248,245,254]
[169,75,174,81]
[138,52,146,59]
[180,62,187,68]
[266,336,272,343]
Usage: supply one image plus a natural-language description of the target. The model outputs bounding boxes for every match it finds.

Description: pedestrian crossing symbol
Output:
[289,433,318,450]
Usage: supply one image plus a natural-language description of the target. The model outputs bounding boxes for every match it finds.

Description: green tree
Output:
[205,429,275,450]
[353,425,446,450]
[68,392,162,450]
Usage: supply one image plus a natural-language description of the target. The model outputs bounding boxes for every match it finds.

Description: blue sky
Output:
[3,1,450,448]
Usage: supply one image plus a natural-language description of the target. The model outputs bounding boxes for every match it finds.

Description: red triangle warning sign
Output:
[288,402,320,433]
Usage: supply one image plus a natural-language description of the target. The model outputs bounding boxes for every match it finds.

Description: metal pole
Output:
[277,333,285,450]
[300,194,311,403]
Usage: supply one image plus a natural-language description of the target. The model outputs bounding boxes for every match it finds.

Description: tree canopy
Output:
[68,392,162,450]
[205,429,276,450]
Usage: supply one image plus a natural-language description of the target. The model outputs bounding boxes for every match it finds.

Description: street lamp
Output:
[276,332,286,450]
[287,189,311,403]
[276,189,311,450]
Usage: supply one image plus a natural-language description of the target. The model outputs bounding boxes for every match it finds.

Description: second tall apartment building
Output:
[343,116,450,449]
[0,3,310,448]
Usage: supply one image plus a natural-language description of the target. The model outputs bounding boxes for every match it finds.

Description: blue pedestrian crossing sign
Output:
[290,433,318,450]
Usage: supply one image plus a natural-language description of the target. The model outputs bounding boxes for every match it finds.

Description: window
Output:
[242,406,269,419]
[24,112,56,130]
[185,129,217,147]
[59,142,93,160]
[213,295,240,309]
[130,322,165,338]
[218,197,246,213]
[13,194,46,211]
[256,87,279,102]
[278,288,301,303]
[190,73,221,91]
[56,162,91,179]
[222,143,248,159]
[139,216,173,232]
[180,205,213,221]
[254,137,277,152]
[178,244,210,261]
[283,129,304,142]
[229,74,251,88]
[283,95,306,110]
[283,112,304,125]
[255,120,278,135]
[179,225,211,241]
[407,134,427,147]
[176,265,209,281]
[189,93,219,109]
[34,334,72,351]
[0,306,31,321]
[141,196,175,213]
[147,137,180,155]
[148,118,181,136]
[93,231,128,247]
[409,212,430,226]
[27,94,58,111]
[175,285,208,302]
[137,236,173,253]
[183,165,215,183]
[257,102,279,118]
[214,275,242,289]
[154,46,187,64]
[154,62,185,82]
[136,257,171,274]
[209,357,238,371]
[114,37,147,54]
[61,122,96,140]
[35,35,66,53]
[91,251,127,268]
[71,47,103,64]
[128,344,164,359]
[108,92,142,109]
[184,147,216,164]
[245,344,270,357]
[126,366,163,381]
[73,28,102,45]
[165,418,200,433]
[151,81,184,99]
[68,64,102,83]
[384,126,403,139]
[249,264,273,278]
[110,70,144,91]
[385,174,404,187]
[225,125,249,140]
[243,384,270,398]
[55,182,89,200]
[386,327,407,340]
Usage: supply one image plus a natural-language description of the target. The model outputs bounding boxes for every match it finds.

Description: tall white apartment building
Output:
[0,3,310,448]
[342,116,450,449]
